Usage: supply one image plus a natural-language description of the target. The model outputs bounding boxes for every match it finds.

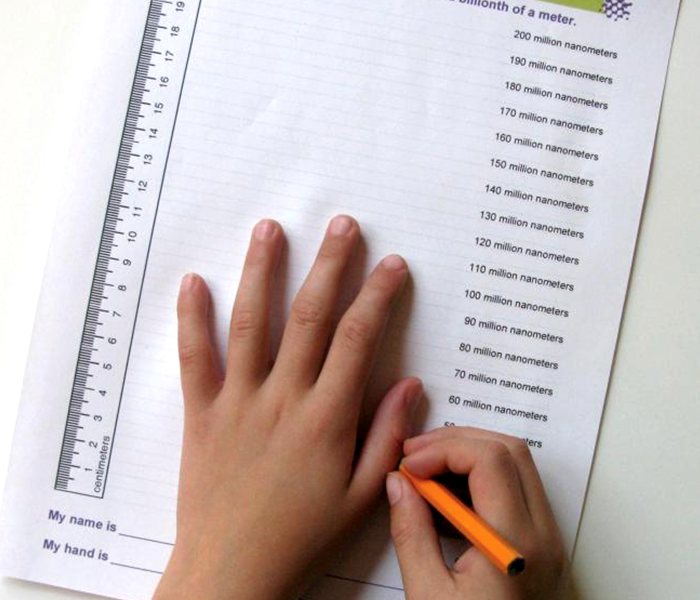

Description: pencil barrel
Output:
[399,465,525,576]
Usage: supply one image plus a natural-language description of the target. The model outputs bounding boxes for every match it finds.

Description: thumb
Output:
[386,472,453,599]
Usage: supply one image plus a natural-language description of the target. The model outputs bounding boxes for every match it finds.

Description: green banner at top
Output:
[538,0,604,12]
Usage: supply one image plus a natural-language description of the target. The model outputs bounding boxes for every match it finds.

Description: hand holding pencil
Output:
[387,427,569,600]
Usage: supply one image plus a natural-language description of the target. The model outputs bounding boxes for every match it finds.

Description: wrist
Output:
[154,543,290,600]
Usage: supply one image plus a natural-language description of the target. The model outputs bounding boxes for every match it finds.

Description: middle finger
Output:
[272,215,360,387]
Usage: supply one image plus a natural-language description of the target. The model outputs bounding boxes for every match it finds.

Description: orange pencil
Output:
[399,463,525,576]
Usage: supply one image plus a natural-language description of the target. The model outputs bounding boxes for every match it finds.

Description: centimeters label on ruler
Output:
[55,0,200,498]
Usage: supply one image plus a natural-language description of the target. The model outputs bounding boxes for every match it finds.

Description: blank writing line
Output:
[324,573,404,592]
[119,532,175,546]
[110,562,163,575]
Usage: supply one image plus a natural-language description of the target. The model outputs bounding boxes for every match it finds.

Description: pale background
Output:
[0,1,698,599]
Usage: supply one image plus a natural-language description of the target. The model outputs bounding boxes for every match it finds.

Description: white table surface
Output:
[1,1,698,599]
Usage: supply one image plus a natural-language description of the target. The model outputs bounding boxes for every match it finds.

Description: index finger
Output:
[401,437,532,537]
[405,426,553,525]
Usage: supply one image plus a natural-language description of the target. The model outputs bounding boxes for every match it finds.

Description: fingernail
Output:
[254,219,277,241]
[329,215,353,236]
[386,473,403,506]
[382,254,406,271]
[180,273,198,293]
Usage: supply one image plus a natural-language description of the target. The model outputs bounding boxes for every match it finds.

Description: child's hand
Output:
[154,216,422,600]
[387,427,568,600]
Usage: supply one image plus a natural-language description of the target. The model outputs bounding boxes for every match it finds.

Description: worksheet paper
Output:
[0,0,681,598]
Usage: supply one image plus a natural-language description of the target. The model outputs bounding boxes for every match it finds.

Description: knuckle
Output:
[317,238,345,261]
[306,391,347,440]
[484,440,512,464]
[340,316,375,351]
[390,517,419,549]
[245,243,272,268]
[461,426,482,437]
[510,438,533,461]
[229,308,259,340]
[178,344,201,372]
[290,297,327,330]
[184,409,214,442]
[263,396,288,430]
[305,409,335,441]
[367,273,396,300]
[466,467,490,499]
